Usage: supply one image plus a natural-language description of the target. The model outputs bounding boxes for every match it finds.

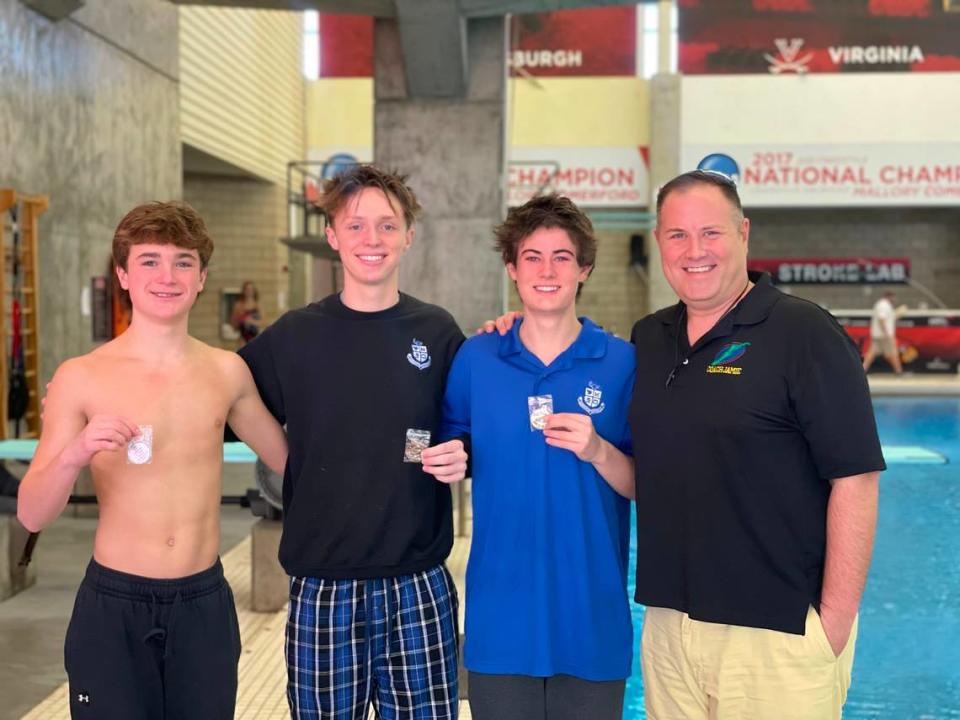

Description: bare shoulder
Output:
[50,356,90,388]
[194,341,251,384]
[52,342,120,386]
[46,350,108,410]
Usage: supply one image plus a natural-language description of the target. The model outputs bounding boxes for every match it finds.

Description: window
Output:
[640,2,678,78]
[303,11,319,80]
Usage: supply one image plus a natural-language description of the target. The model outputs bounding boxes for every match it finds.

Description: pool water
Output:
[623,397,960,719]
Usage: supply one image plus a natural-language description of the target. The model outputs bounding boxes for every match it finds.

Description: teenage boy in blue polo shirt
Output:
[440,195,635,720]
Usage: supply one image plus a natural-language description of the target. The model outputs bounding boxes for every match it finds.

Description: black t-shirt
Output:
[629,272,885,634]
[239,293,465,579]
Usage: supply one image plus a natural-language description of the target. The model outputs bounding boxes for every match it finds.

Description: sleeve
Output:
[617,361,636,457]
[439,342,472,443]
[790,310,886,480]
[237,322,286,425]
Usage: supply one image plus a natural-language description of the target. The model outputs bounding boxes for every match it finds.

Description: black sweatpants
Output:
[468,671,626,720]
[65,558,241,720]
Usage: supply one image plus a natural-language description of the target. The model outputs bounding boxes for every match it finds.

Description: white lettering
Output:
[826,45,925,65]
[511,49,584,69]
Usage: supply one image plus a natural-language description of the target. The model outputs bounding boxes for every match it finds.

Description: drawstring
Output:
[142,591,165,644]
[164,591,182,659]
[141,590,183,659]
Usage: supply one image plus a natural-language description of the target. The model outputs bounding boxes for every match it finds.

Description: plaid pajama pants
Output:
[286,564,460,720]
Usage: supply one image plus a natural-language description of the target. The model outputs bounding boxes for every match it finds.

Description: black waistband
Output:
[83,557,225,602]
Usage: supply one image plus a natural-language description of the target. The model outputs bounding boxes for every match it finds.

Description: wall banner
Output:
[509,6,636,77]
[679,0,960,75]
[748,257,910,284]
[318,7,637,79]
[685,145,960,207]
[509,146,649,208]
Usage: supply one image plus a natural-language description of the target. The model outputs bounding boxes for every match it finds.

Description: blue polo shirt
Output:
[441,318,635,681]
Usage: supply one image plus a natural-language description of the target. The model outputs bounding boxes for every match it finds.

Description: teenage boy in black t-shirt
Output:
[239,165,467,719]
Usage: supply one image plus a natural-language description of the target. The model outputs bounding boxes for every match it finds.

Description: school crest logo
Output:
[577,381,606,416]
[407,339,432,370]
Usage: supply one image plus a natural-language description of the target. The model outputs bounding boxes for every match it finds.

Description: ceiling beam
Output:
[167,0,397,17]
[395,0,467,98]
[459,0,640,19]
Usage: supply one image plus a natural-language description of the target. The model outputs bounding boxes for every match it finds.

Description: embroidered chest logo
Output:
[707,341,751,376]
[407,338,432,370]
[577,381,606,415]
[77,691,91,705]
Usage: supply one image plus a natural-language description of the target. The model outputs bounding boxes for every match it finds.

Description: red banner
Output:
[509,6,637,77]
[679,0,960,74]
[319,15,373,77]
[316,7,637,79]
[748,257,910,284]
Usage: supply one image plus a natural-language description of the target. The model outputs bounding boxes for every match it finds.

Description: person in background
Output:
[862,290,904,374]
[230,280,262,344]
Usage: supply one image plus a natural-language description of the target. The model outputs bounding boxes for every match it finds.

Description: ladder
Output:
[0,190,47,440]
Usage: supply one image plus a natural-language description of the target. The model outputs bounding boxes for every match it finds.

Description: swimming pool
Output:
[623,397,960,719]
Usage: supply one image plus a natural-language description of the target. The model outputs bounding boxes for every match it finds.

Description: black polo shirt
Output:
[629,272,885,634]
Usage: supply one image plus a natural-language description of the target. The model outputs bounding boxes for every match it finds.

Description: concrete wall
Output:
[0,0,181,386]
[374,16,506,332]
[182,175,290,348]
[180,7,310,339]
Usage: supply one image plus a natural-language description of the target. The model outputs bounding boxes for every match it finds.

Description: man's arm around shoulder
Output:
[17,359,138,532]
[221,351,288,476]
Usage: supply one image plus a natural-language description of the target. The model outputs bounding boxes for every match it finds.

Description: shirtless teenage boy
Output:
[17,202,287,720]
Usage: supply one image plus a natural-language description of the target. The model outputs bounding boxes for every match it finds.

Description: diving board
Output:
[881,445,948,465]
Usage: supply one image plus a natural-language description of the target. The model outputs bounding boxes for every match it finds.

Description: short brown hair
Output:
[656,170,743,220]
[318,164,422,229]
[494,194,597,271]
[112,201,213,270]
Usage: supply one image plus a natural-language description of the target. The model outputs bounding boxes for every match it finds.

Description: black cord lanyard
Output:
[665,279,752,389]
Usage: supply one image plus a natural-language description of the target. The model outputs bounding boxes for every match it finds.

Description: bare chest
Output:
[83,364,233,453]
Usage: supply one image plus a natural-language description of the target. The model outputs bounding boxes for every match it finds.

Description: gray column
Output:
[374,17,506,332]
[647,73,683,312]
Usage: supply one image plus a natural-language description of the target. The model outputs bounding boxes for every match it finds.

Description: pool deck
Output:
[20,531,476,720]
[11,471,476,720]
[868,372,960,396]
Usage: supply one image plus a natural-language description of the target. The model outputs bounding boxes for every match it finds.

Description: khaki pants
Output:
[641,606,858,720]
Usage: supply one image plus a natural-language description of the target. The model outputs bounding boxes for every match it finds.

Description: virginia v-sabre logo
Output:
[765,38,812,74]
[707,342,751,376]
[407,339,432,370]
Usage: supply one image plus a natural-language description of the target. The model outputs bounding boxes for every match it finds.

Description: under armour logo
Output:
[77,691,90,705]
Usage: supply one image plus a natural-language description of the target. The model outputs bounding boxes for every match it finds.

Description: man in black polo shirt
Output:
[630,170,884,719]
